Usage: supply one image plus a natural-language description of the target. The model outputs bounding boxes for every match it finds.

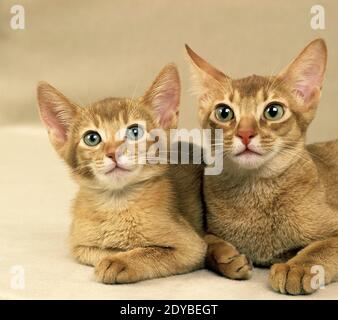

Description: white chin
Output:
[232,153,265,169]
[97,167,135,187]
[106,167,132,178]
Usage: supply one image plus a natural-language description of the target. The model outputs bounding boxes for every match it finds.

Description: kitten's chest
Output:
[98,210,149,250]
[72,197,153,250]
[209,208,302,265]
[72,181,174,251]
[205,178,307,265]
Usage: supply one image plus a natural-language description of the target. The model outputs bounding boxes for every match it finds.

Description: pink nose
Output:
[106,152,116,162]
[236,129,256,145]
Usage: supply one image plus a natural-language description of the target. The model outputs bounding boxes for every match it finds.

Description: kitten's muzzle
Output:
[236,129,257,146]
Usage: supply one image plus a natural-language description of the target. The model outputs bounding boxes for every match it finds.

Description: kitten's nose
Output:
[237,129,256,145]
[106,152,116,162]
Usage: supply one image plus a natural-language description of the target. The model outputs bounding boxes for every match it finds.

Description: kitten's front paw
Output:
[95,257,138,284]
[269,263,318,295]
[206,241,253,280]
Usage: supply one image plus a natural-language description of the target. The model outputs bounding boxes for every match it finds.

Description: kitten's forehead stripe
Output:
[256,89,265,103]
[232,90,240,105]
[263,88,269,101]
[122,107,129,123]
[80,98,154,129]
[232,75,270,99]
[228,90,234,102]
[90,112,100,128]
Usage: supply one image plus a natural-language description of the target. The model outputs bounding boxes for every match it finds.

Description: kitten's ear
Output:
[37,82,78,150]
[141,64,180,129]
[185,44,230,95]
[278,38,327,108]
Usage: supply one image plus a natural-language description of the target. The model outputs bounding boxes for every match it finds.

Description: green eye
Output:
[215,103,234,122]
[126,125,144,140]
[83,131,101,146]
[264,103,285,121]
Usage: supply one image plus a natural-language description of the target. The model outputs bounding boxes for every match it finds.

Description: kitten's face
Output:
[198,76,306,169]
[186,39,327,171]
[64,99,160,189]
[38,64,180,189]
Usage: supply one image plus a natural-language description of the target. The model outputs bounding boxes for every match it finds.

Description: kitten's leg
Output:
[94,232,207,284]
[269,237,338,295]
[204,234,252,280]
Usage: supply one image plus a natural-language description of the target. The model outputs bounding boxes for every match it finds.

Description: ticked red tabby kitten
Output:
[37,64,208,284]
[186,39,338,295]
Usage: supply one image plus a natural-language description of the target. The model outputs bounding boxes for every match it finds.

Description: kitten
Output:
[186,39,338,295]
[37,64,208,284]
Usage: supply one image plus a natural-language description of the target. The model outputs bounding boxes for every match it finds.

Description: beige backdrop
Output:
[1,0,337,143]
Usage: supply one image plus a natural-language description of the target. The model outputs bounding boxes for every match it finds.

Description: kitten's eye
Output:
[214,103,234,122]
[126,125,144,140]
[83,131,101,146]
[264,103,285,121]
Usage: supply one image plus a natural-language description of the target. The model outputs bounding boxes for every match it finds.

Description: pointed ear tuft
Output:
[185,44,230,97]
[37,82,78,149]
[279,38,327,106]
[141,64,180,129]
[185,44,227,81]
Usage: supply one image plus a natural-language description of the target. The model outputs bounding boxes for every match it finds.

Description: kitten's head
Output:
[186,39,327,172]
[37,64,180,189]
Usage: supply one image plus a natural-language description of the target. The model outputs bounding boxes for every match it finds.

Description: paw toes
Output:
[302,271,317,294]
[285,265,304,295]
[206,241,253,280]
[270,263,320,295]
[218,254,253,280]
[269,263,289,294]
[95,257,126,284]
[209,242,239,264]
